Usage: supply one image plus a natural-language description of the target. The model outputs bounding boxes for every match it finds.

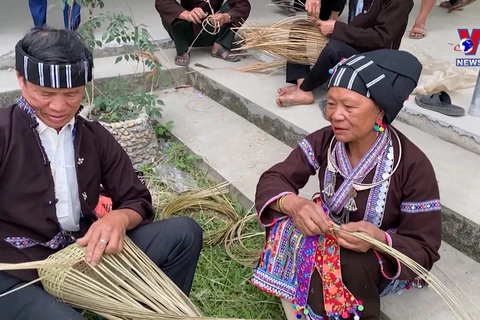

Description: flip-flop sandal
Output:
[414,91,465,116]
[211,45,241,62]
[175,53,190,66]
[448,0,475,11]
[409,24,427,39]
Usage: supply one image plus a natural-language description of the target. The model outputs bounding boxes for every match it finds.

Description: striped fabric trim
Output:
[400,200,441,214]
[298,138,320,171]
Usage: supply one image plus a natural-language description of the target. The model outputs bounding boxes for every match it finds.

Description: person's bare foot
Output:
[276,88,315,107]
[277,84,298,96]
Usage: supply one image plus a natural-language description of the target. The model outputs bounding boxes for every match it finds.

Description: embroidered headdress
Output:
[15,29,93,89]
[327,49,422,124]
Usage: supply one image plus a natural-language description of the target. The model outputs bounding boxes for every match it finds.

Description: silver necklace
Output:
[322,127,403,215]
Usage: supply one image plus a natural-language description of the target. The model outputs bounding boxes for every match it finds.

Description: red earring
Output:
[374,119,386,132]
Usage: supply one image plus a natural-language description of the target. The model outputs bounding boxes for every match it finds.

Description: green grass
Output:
[82,142,284,319]
[191,246,283,319]
[183,195,283,319]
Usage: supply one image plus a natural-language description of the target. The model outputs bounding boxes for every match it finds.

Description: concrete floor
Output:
[0,0,478,60]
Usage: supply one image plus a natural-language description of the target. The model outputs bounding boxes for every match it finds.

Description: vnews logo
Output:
[454,28,480,67]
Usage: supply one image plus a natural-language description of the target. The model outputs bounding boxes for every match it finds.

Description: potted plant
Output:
[73,0,169,168]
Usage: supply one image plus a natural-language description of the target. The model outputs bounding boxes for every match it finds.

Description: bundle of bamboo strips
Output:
[233,15,328,72]
[161,181,239,246]
[332,224,478,319]
[224,213,262,267]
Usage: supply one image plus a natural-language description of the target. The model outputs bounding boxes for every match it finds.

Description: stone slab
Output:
[156,86,480,320]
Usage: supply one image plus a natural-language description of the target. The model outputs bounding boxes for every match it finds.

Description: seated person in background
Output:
[253,49,442,320]
[276,0,413,107]
[0,26,203,320]
[272,0,346,19]
[296,0,347,21]
[156,0,251,66]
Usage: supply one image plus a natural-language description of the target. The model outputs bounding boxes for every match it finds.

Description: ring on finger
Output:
[99,239,108,244]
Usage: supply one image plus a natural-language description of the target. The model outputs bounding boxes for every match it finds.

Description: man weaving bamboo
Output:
[0,26,203,320]
[276,0,414,107]
[156,0,251,66]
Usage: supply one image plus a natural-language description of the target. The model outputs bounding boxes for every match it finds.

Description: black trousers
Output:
[161,3,235,56]
[293,0,346,20]
[287,0,351,91]
[286,40,360,91]
[0,216,203,320]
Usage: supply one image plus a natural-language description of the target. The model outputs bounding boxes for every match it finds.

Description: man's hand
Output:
[317,20,336,36]
[76,210,130,266]
[335,221,386,252]
[209,13,230,26]
[180,8,207,24]
[305,0,321,18]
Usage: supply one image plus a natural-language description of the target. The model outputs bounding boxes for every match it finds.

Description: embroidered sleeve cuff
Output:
[258,191,294,227]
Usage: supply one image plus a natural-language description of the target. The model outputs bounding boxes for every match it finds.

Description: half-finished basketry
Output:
[34,236,220,320]
[234,16,328,66]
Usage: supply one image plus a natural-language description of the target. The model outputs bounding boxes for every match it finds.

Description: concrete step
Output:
[156,48,480,264]
[155,86,480,320]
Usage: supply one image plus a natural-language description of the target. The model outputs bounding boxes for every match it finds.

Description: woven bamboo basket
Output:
[30,236,226,320]
[234,16,328,66]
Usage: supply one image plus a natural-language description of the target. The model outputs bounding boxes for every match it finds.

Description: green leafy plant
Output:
[163,142,202,171]
[92,77,164,122]
[154,121,174,140]
[73,0,169,125]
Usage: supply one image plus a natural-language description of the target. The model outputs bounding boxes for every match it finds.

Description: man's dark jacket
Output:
[331,0,414,51]
[0,105,155,282]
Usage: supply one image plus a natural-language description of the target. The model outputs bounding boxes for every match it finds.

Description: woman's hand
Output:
[76,210,130,266]
[284,195,334,236]
[335,221,386,252]
[305,0,321,18]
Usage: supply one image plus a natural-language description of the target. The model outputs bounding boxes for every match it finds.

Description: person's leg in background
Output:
[127,216,203,296]
[161,17,196,66]
[63,0,82,30]
[328,0,347,20]
[206,3,241,62]
[277,0,346,104]
[277,40,359,106]
[0,271,86,320]
[409,0,436,39]
[28,0,48,27]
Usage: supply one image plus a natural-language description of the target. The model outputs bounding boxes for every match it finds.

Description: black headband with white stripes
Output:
[327,52,416,124]
[15,41,93,89]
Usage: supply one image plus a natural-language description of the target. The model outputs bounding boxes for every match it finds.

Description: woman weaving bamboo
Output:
[251,49,442,320]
